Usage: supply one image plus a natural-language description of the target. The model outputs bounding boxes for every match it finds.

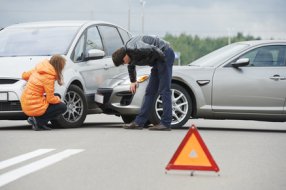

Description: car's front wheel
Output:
[149,83,192,128]
[121,115,136,124]
[51,85,87,128]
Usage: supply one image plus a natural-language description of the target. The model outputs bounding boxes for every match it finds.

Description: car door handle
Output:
[196,80,210,86]
[270,75,286,81]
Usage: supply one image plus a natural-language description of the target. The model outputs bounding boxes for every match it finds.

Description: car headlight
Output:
[137,75,149,83]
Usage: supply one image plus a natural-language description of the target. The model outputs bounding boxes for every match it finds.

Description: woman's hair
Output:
[49,54,66,85]
[112,47,126,66]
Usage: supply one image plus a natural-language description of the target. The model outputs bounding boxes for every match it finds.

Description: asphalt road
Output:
[0,115,286,190]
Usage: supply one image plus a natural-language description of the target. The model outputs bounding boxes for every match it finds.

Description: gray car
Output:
[95,40,286,128]
[0,20,131,128]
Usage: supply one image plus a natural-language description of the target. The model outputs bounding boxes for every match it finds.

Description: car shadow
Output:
[0,122,127,130]
[0,122,285,133]
[80,122,125,129]
[0,125,32,130]
[198,126,286,133]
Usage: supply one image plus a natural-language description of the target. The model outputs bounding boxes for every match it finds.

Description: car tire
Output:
[121,115,136,124]
[149,83,192,128]
[51,84,87,128]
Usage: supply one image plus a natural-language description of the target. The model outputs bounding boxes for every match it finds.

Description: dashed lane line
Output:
[0,149,55,170]
[0,149,84,187]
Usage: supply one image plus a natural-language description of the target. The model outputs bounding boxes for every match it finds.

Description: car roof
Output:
[6,20,116,29]
[237,40,286,46]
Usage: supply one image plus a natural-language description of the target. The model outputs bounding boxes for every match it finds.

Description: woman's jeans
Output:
[35,102,67,126]
[135,47,175,128]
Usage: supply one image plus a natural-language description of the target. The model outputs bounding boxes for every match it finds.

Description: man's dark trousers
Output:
[135,47,175,128]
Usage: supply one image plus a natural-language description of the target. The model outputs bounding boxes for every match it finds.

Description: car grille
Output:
[0,79,19,84]
[116,91,134,106]
[0,101,22,111]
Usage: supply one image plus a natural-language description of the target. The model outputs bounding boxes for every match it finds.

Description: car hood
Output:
[110,66,151,80]
[99,65,215,89]
[110,65,204,80]
[0,56,51,79]
[99,66,152,89]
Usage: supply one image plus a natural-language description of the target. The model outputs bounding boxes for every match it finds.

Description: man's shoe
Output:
[149,124,171,131]
[123,122,143,130]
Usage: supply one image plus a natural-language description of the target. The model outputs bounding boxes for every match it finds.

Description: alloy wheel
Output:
[63,90,84,123]
[155,89,189,125]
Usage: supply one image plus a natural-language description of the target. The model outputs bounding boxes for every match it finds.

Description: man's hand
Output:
[130,82,138,94]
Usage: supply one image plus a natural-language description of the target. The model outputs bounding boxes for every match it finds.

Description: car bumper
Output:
[0,79,26,119]
[96,82,148,115]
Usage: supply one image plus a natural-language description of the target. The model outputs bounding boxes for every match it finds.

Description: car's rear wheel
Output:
[51,85,87,128]
[149,83,192,128]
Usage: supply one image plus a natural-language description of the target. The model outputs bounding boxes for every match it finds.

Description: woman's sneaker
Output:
[27,117,51,131]
[27,117,35,126]
[27,117,41,131]
[40,125,52,130]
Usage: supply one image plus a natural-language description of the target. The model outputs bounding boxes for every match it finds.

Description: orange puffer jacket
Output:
[20,59,61,116]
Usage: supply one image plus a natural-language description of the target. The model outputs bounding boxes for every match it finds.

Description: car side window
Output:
[118,28,131,44]
[240,46,286,67]
[72,34,85,62]
[97,25,124,56]
[86,26,103,52]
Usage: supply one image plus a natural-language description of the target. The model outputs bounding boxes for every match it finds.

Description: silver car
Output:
[0,20,131,127]
[95,40,286,128]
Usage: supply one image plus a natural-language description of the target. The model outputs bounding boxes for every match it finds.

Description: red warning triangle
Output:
[166,125,219,172]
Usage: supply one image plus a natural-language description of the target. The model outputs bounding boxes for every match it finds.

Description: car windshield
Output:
[0,26,79,56]
[189,43,250,67]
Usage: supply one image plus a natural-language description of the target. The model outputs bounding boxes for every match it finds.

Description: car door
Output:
[212,45,286,114]
[73,25,128,94]
[96,25,128,80]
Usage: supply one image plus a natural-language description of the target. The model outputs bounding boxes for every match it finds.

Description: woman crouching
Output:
[21,55,67,131]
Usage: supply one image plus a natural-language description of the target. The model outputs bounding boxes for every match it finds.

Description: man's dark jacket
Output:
[125,35,170,82]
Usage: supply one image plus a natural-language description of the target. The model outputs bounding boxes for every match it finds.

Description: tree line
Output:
[163,32,261,65]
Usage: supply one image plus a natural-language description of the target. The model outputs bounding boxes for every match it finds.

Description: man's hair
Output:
[112,47,126,67]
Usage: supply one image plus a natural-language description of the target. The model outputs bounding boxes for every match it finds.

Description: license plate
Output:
[0,92,8,101]
[94,94,104,104]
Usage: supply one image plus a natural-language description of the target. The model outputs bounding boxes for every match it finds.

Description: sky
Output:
[0,0,285,39]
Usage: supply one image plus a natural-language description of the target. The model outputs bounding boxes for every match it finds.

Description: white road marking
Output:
[0,149,55,170]
[0,149,84,187]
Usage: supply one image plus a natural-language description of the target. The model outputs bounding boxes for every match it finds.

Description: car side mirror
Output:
[86,49,105,60]
[232,58,250,68]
